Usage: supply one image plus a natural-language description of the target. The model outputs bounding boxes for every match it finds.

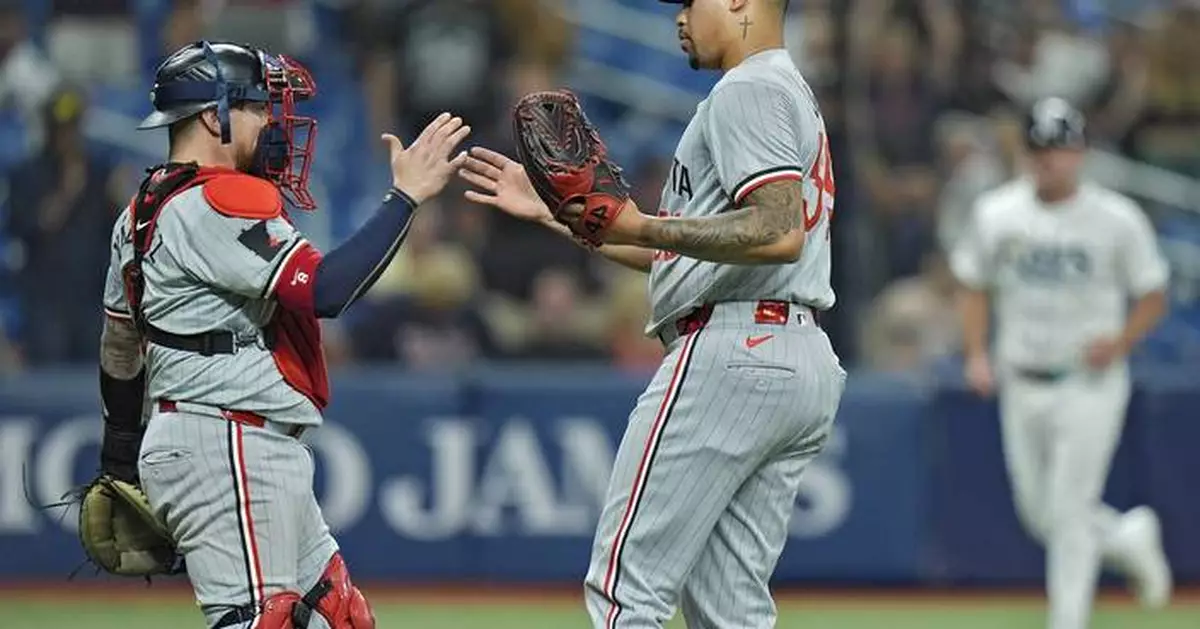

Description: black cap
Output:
[1025,97,1086,151]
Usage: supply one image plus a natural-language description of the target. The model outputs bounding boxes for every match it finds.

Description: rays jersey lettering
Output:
[646,49,835,336]
[1005,243,1093,284]
[952,179,1170,368]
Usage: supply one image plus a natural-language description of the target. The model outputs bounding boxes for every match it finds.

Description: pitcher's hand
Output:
[458,146,554,225]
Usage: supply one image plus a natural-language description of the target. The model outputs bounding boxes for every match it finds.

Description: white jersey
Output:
[646,49,836,336]
[951,178,1169,369]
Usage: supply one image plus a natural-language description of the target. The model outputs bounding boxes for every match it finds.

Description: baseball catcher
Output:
[88,40,468,628]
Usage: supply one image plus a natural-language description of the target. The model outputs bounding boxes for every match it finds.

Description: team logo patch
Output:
[238,220,286,261]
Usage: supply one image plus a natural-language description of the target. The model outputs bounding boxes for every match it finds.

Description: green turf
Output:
[1,598,1197,628]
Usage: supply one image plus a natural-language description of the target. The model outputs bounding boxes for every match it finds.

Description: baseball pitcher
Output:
[458,1,844,627]
[953,97,1173,629]
[85,41,469,628]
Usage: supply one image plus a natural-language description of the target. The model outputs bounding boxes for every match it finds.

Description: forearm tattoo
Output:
[100,317,144,379]
[639,180,804,256]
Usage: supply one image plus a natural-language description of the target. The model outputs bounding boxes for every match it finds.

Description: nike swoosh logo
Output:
[745,334,774,349]
[135,220,153,230]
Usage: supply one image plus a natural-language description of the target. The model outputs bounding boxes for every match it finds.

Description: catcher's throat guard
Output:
[512,90,632,247]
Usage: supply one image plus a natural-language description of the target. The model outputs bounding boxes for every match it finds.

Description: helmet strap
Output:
[200,41,233,144]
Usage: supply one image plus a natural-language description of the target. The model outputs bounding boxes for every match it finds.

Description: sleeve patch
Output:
[237,219,289,262]
[203,174,283,220]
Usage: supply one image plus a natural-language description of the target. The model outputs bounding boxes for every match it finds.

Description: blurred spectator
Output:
[859,250,961,372]
[47,0,137,86]
[946,1,1011,115]
[0,1,61,150]
[354,0,517,145]
[1120,2,1200,178]
[159,0,205,61]
[604,270,662,374]
[504,267,606,362]
[348,204,496,368]
[934,112,1009,254]
[4,86,123,366]
[495,0,573,100]
[990,0,1112,112]
[476,206,601,304]
[206,0,316,59]
[1086,20,1149,148]
[856,19,943,280]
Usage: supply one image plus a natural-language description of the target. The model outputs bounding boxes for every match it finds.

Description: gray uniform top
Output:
[646,49,836,336]
[103,186,322,424]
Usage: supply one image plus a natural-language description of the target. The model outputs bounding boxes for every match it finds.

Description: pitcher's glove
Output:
[512,90,632,247]
[77,474,181,577]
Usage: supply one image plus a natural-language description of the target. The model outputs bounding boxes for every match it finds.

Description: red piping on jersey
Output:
[734,171,805,205]
[601,329,702,628]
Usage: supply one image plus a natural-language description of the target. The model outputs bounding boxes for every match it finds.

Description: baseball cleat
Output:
[1116,507,1173,609]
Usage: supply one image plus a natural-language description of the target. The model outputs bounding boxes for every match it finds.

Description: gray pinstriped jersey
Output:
[103,187,322,424]
[646,49,836,336]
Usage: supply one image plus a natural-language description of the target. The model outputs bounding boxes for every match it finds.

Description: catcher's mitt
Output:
[77,474,181,577]
[512,90,631,247]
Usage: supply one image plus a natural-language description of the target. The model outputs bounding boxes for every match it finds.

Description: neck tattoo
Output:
[740,16,752,39]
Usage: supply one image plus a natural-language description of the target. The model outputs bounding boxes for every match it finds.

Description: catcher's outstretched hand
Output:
[458,147,554,224]
[383,112,471,204]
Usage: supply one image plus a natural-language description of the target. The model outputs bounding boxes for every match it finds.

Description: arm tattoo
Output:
[100,317,144,379]
[638,179,804,258]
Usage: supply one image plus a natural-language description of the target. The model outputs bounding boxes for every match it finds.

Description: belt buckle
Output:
[755,301,790,325]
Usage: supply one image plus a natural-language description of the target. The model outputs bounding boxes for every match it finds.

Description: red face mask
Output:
[252,53,318,210]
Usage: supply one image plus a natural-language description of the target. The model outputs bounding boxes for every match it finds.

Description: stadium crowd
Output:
[0,0,1197,374]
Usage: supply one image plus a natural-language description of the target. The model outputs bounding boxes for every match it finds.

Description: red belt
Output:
[673,300,814,337]
[157,400,305,438]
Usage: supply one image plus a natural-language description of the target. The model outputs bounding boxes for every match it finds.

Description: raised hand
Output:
[383,113,471,204]
[457,146,554,224]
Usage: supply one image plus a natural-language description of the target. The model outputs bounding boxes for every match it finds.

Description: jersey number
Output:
[802,132,836,240]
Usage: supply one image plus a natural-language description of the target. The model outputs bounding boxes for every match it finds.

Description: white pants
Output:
[998,364,1131,629]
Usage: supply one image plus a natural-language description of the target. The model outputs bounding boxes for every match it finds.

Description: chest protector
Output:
[123,162,329,409]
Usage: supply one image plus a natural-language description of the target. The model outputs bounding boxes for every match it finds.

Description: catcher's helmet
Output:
[140,41,319,209]
[1025,97,1086,151]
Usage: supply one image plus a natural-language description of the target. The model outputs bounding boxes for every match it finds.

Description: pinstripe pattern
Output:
[647,49,834,337]
[139,410,338,628]
[584,303,845,628]
[227,422,265,616]
[101,189,322,424]
[602,330,701,629]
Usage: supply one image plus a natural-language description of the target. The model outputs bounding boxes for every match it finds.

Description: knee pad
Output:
[293,552,375,629]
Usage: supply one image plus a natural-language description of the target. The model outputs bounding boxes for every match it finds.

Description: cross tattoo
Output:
[740,16,753,39]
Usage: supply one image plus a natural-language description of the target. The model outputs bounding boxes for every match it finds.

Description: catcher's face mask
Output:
[250,52,318,210]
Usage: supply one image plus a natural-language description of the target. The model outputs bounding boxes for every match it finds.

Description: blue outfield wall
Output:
[0,365,1196,585]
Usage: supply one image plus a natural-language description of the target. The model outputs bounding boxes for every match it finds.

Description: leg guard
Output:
[243,592,304,629]
[292,552,375,629]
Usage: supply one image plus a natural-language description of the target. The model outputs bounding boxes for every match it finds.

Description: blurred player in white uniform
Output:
[953,97,1173,629]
